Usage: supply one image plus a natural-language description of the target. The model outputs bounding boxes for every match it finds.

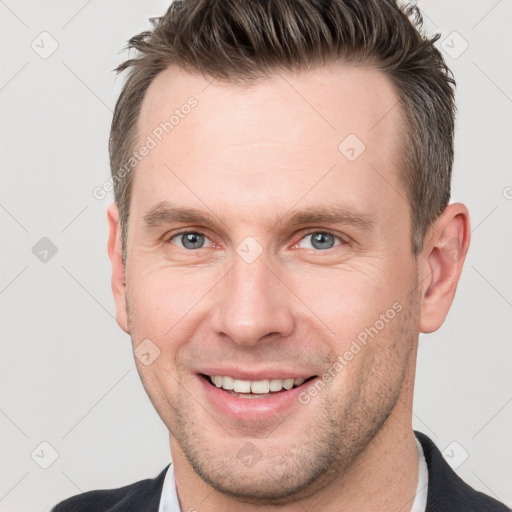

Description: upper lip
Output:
[197,367,317,381]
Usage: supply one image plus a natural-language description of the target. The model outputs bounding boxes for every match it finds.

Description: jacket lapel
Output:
[415,431,507,511]
[114,463,170,512]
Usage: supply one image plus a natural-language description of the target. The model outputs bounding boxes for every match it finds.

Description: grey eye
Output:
[298,232,340,250]
[171,232,208,250]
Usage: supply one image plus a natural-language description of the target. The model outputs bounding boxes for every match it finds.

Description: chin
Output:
[191,457,330,506]
[176,428,345,506]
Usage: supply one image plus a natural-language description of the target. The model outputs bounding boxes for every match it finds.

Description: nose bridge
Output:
[210,252,294,345]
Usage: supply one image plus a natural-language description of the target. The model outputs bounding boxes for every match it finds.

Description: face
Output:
[117,63,423,503]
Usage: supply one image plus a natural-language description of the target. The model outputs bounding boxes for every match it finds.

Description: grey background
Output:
[0,1,511,510]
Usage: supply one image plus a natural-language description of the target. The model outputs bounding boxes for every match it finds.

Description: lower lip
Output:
[197,375,316,422]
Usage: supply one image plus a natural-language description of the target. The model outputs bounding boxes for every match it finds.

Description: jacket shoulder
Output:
[415,431,510,512]
[50,464,170,512]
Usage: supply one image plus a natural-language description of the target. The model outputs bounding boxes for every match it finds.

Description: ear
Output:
[107,203,129,334]
[418,203,471,333]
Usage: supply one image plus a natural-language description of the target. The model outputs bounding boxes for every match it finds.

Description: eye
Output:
[297,231,342,251]
[169,231,212,250]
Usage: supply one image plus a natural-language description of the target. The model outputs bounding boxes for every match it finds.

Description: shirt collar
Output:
[158,462,181,512]
[410,434,429,512]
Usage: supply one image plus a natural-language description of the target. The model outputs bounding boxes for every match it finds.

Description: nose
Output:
[209,256,295,347]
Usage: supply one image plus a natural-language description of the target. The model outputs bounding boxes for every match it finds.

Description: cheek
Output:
[289,263,410,343]
[126,265,220,342]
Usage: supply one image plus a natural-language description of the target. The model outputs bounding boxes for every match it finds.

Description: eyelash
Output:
[166,229,346,251]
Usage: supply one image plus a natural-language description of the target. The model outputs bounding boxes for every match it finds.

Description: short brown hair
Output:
[109,0,456,263]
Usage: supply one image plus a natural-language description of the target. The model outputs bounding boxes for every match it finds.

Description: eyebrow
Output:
[143,201,218,228]
[142,201,376,232]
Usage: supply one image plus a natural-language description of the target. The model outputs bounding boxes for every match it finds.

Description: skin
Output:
[107,63,470,511]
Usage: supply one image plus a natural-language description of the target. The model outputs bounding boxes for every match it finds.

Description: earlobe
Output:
[418,203,470,334]
[107,203,130,334]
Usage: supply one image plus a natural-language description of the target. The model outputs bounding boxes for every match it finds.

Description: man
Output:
[51,0,509,510]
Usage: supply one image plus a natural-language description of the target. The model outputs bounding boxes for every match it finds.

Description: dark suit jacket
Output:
[51,430,509,511]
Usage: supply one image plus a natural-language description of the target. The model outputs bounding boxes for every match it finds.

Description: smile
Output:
[201,374,316,398]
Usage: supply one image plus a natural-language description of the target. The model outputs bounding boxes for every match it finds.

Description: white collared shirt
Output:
[411,435,429,512]
[158,438,429,512]
[158,462,181,512]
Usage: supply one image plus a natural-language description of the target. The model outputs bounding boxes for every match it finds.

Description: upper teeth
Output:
[209,375,307,394]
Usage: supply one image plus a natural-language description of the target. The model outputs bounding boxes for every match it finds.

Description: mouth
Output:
[199,373,317,399]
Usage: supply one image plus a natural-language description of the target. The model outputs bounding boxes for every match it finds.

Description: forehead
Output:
[139,63,401,146]
[131,63,406,227]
